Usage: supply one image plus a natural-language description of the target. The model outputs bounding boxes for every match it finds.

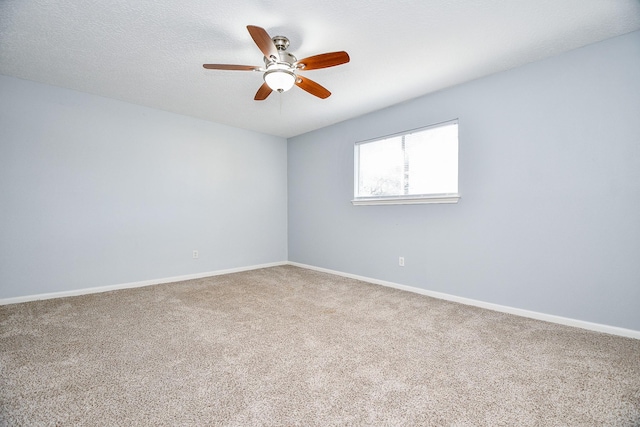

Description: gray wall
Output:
[288,31,640,331]
[0,76,288,299]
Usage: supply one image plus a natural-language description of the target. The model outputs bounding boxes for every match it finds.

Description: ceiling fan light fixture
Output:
[264,67,296,93]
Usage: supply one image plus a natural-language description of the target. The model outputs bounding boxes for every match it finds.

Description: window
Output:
[353,120,459,205]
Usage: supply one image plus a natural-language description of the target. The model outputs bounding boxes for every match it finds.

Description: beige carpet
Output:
[1,265,639,426]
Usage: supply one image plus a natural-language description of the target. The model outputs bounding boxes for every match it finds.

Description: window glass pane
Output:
[357,136,403,196]
[404,123,458,194]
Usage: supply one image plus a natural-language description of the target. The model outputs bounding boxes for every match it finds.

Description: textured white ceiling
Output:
[1,0,639,138]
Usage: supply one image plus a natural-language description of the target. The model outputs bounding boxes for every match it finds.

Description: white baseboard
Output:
[288,262,640,340]
[4,260,638,340]
[0,261,288,306]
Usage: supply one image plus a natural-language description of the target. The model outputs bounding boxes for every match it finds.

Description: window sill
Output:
[351,194,460,206]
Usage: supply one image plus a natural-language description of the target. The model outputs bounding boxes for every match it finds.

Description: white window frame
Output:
[352,119,460,206]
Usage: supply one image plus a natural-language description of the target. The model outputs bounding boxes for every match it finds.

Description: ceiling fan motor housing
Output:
[263,51,297,67]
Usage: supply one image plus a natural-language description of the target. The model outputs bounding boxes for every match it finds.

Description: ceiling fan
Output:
[203,25,350,100]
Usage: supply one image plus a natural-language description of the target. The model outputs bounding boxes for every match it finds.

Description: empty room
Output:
[1,0,640,425]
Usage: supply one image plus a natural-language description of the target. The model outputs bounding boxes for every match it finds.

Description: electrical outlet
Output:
[399,257,405,267]
[193,250,199,259]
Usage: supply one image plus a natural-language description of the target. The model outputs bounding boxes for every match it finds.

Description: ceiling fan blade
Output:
[247,25,279,60]
[295,76,331,99]
[203,64,259,71]
[296,51,350,70]
[254,82,273,101]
